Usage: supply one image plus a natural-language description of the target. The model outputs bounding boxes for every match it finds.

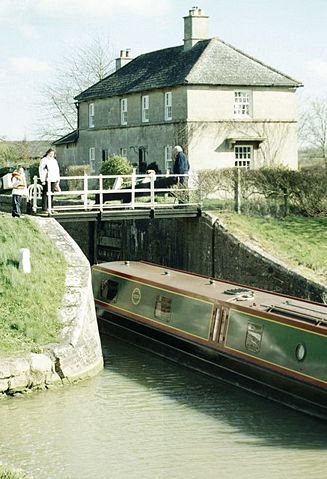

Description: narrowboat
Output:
[92,261,327,420]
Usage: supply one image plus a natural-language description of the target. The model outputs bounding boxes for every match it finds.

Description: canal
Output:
[0,334,326,479]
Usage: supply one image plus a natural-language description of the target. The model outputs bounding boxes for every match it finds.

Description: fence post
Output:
[47,178,52,214]
[83,173,88,210]
[32,175,38,213]
[150,172,155,208]
[99,174,103,212]
[131,168,136,208]
[234,167,241,214]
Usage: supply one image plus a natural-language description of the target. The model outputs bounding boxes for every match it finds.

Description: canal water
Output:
[0,334,326,479]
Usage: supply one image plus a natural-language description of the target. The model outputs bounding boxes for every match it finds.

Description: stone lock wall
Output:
[0,217,103,396]
[94,213,326,303]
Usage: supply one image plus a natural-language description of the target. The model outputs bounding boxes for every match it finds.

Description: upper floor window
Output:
[142,95,149,122]
[234,91,252,117]
[164,92,172,121]
[234,145,252,169]
[89,147,96,172]
[121,98,128,125]
[164,145,173,173]
[88,103,95,128]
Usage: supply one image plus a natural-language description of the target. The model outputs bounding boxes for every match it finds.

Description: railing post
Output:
[150,172,155,208]
[83,173,88,211]
[99,174,103,212]
[131,168,136,208]
[32,175,38,213]
[47,177,52,214]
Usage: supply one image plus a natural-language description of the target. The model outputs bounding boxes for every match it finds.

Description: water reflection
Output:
[0,334,325,479]
[101,336,327,450]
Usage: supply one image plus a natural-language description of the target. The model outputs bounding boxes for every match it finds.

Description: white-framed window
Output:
[164,92,172,121]
[142,95,149,122]
[234,91,252,117]
[164,145,173,172]
[120,148,127,158]
[88,103,95,128]
[234,145,252,168]
[89,147,96,172]
[121,98,128,125]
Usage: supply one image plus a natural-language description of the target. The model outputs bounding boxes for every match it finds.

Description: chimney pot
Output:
[184,7,209,50]
[116,49,132,70]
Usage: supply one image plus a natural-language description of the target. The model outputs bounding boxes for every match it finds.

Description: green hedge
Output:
[195,167,327,217]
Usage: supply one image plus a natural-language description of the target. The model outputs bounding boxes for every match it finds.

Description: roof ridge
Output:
[184,39,212,83]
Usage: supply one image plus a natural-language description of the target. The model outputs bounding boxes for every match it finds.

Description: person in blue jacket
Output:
[172,145,190,185]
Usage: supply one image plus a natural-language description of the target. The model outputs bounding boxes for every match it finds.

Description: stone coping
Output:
[0,217,103,396]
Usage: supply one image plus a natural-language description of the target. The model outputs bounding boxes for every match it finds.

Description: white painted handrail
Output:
[29,172,196,215]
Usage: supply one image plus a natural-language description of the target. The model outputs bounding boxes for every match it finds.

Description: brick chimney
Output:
[115,49,132,71]
[183,7,209,51]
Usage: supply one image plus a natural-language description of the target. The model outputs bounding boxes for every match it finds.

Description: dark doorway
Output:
[138,147,147,173]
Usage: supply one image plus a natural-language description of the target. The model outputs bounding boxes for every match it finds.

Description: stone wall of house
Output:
[59,84,298,173]
[0,217,103,396]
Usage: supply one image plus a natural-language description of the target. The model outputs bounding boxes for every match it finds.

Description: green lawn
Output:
[0,213,66,356]
[0,465,29,479]
[210,211,327,285]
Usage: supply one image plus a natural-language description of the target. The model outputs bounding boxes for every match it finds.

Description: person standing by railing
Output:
[11,166,27,218]
[172,145,190,185]
[39,148,60,212]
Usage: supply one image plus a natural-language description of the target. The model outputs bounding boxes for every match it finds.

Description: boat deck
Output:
[96,261,327,327]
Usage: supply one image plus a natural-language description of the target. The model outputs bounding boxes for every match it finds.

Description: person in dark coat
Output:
[172,145,190,185]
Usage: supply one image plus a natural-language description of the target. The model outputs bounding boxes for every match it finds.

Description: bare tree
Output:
[300,97,327,170]
[39,36,116,139]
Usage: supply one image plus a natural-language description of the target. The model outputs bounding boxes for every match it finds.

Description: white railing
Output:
[30,170,197,215]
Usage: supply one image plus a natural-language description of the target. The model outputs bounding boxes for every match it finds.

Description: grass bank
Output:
[0,213,66,357]
[0,464,29,478]
[210,211,327,285]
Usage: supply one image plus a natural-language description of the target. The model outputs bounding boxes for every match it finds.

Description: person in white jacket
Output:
[39,148,60,211]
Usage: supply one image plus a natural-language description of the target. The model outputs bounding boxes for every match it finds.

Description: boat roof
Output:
[94,261,327,326]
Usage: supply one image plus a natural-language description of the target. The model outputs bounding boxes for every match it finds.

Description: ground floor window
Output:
[89,147,96,172]
[234,145,252,168]
[102,149,109,162]
[120,148,127,158]
[164,145,173,173]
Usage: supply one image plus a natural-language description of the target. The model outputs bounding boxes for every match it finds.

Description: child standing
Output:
[11,167,27,218]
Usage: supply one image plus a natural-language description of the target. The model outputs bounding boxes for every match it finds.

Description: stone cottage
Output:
[54,7,302,174]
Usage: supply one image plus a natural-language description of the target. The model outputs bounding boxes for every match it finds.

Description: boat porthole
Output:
[131,287,141,305]
[295,343,306,361]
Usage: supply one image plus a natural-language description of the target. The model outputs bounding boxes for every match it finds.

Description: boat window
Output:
[101,279,119,301]
[154,295,172,322]
[245,322,263,353]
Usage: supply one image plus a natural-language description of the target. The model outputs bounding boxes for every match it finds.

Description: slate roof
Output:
[75,38,302,102]
[52,129,79,146]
